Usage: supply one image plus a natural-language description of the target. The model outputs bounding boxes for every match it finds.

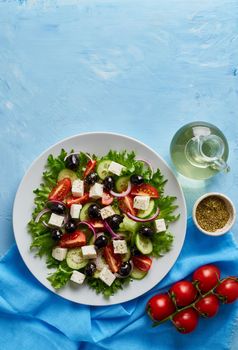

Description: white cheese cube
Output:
[70,270,85,285]
[70,204,82,219]
[108,161,125,176]
[155,218,166,233]
[89,183,103,199]
[72,179,84,197]
[113,240,128,254]
[81,245,97,259]
[133,196,150,210]
[48,213,64,227]
[52,247,67,261]
[99,267,116,286]
[100,205,115,220]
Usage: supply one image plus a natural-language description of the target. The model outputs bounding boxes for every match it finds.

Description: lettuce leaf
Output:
[87,275,131,297]
[151,231,174,257]
[47,261,73,289]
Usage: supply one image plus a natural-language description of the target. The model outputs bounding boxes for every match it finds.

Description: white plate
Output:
[13,132,187,305]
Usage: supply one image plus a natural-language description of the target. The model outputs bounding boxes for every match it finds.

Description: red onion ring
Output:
[136,159,154,178]
[77,221,97,240]
[110,181,132,198]
[63,152,80,162]
[103,220,122,239]
[126,207,160,222]
[35,208,51,225]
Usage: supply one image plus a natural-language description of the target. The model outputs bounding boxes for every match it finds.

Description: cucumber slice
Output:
[137,200,155,219]
[122,248,131,262]
[115,176,130,192]
[97,160,112,180]
[58,169,78,183]
[88,235,95,245]
[119,215,139,234]
[93,270,101,278]
[135,234,153,254]
[80,202,95,221]
[66,248,88,270]
[131,267,147,280]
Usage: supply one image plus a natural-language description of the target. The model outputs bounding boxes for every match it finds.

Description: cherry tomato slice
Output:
[118,195,137,216]
[66,193,89,207]
[49,178,71,201]
[103,244,122,273]
[59,230,86,248]
[132,255,152,272]
[84,160,97,178]
[131,183,159,198]
[102,192,114,205]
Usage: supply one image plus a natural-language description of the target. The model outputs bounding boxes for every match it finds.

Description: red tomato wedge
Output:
[84,160,97,178]
[118,195,137,216]
[102,192,114,205]
[66,193,89,207]
[49,178,71,201]
[131,184,159,198]
[103,244,122,273]
[132,255,152,272]
[88,219,105,230]
[59,230,86,248]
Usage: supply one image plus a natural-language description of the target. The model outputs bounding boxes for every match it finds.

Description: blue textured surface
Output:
[0,0,238,347]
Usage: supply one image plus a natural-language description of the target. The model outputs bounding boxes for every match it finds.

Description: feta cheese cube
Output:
[154,218,166,233]
[52,247,67,261]
[72,179,84,197]
[133,196,150,210]
[70,270,85,285]
[99,267,116,286]
[100,205,115,220]
[89,183,103,199]
[81,245,97,259]
[70,204,82,219]
[48,213,64,227]
[108,161,125,176]
[113,240,128,254]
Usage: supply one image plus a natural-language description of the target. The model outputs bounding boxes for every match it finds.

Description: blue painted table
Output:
[0,0,237,348]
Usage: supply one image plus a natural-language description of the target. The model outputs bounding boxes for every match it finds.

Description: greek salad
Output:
[28,150,179,297]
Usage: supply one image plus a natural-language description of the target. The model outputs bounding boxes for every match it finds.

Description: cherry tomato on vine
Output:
[193,264,221,293]
[147,294,176,322]
[215,278,238,304]
[195,294,219,318]
[169,281,198,307]
[172,308,199,334]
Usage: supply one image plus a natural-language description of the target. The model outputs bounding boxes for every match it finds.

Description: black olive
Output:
[65,220,77,233]
[118,261,132,277]
[139,226,154,238]
[51,229,63,241]
[130,174,144,185]
[103,176,115,191]
[106,214,123,230]
[88,204,101,219]
[85,172,98,185]
[94,235,108,249]
[85,262,96,277]
[65,154,79,170]
[47,201,67,215]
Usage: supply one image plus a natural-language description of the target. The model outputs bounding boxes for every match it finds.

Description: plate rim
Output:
[13,131,187,305]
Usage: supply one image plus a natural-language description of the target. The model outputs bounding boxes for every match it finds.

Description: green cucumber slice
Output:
[135,234,153,254]
[131,267,147,280]
[122,248,131,262]
[115,176,130,192]
[88,235,95,245]
[119,215,139,234]
[96,160,112,180]
[66,248,88,270]
[58,169,78,183]
[93,270,101,278]
[137,200,155,219]
[80,202,95,221]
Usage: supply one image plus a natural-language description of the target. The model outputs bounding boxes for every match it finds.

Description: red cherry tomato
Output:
[103,244,122,273]
[172,308,199,334]
[66,193,89,207]
[215,278,238,303]
[118,195,137,216]
[131,183,159,198]
[102,192,114,205]
[169,281,198,307]
[84,160,96,178]
[59,230,86,248]
[193,264,221,293]
[195,294,219,318]
[132,255,152,272]
[147,294,176,321]
[48,178,71,201]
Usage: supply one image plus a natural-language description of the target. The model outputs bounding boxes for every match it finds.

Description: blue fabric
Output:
[0,218,237,350]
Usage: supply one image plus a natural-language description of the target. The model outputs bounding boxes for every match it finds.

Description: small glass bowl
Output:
[192,192,236,236]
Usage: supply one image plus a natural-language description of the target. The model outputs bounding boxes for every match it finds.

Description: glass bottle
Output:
[170,121,230,180]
